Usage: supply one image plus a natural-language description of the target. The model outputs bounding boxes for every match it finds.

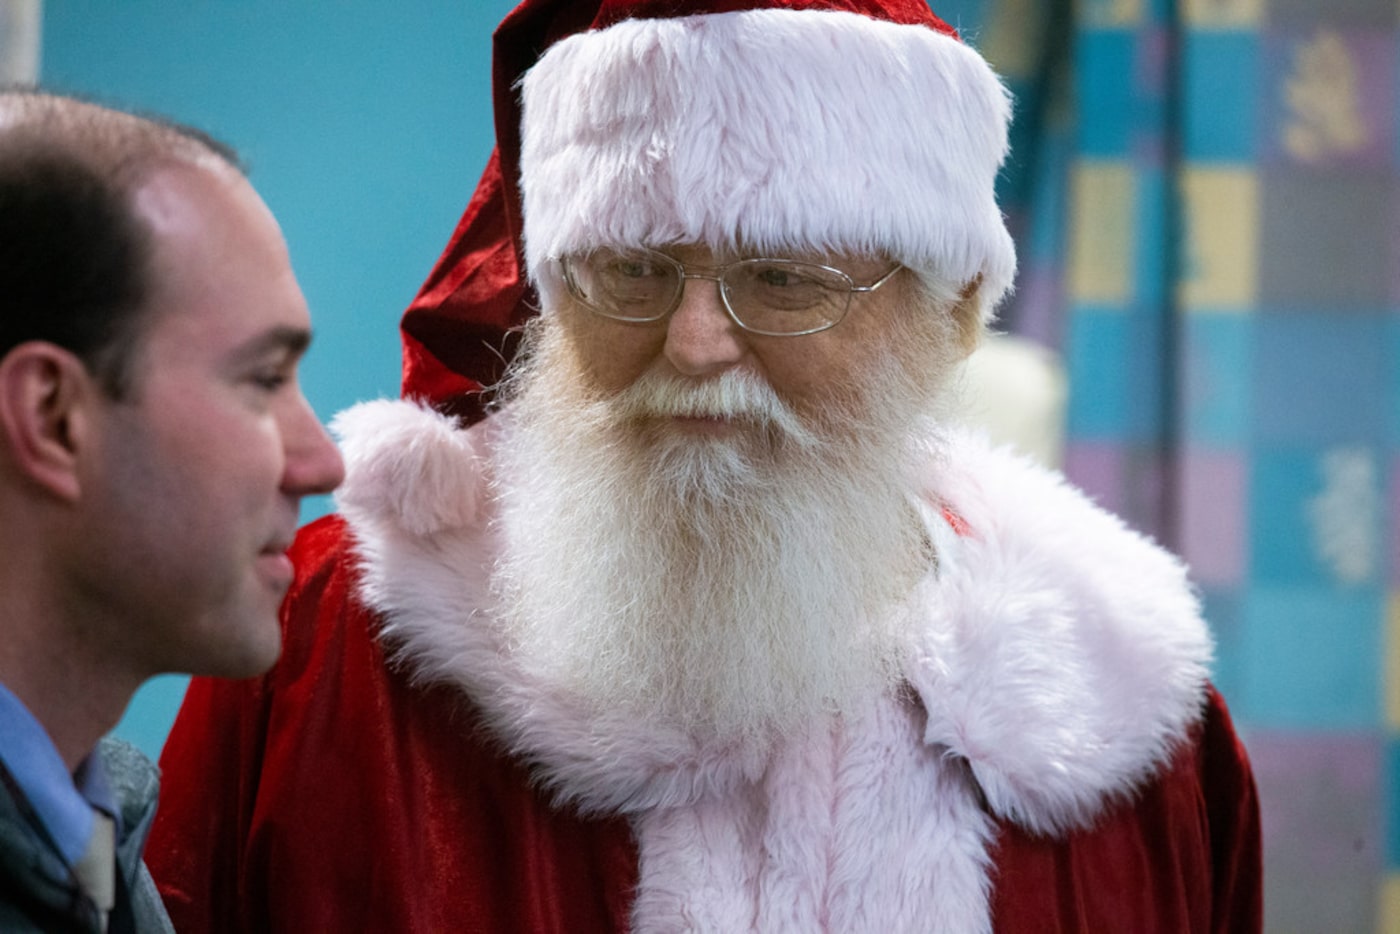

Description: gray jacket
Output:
[0,737,174,934]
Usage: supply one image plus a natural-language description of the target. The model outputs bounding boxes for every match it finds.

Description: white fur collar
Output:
[334,398,1212,837]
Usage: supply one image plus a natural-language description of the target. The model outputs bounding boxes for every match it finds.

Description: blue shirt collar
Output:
[0,682,117,864]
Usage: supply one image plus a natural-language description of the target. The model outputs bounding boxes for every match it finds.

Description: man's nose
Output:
[281,394,346,497]
[662,276,748,377]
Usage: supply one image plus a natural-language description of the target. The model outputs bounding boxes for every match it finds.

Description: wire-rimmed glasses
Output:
[559,248,903,337]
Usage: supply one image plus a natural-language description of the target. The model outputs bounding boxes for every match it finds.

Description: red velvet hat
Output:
[400,0,1013,423]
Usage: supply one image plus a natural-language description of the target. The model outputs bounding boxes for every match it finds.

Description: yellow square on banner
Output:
[1080,0,1143,28]
[1180,167,1257,312]
[1069,161,1136,305]
[1183,0,1262,28]
[1380,874,1400,934]
[982,0,1040,76]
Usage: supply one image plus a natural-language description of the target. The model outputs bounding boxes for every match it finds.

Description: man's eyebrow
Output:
[231,325,313,362]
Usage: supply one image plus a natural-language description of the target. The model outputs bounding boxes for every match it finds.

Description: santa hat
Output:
[399,0,1014,422]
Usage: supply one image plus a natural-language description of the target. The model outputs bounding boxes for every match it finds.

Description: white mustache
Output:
[611,370,817,445]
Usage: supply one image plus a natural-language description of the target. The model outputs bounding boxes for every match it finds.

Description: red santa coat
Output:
[146,402,1261,933]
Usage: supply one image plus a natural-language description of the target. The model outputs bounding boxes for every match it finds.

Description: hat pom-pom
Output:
[332,399,484,536]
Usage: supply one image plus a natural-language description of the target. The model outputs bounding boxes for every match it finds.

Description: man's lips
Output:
[258,538,296,588]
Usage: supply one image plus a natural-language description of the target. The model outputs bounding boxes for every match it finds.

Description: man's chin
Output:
[215,635,282,679]
[196,609,284,679]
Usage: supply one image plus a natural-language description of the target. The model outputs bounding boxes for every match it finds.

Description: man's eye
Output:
[252,371,289,391]
[756,267,796,287]
[610,259,660,279]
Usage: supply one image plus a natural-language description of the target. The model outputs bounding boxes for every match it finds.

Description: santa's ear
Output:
[0,342,98,502]
[952,273,986,356]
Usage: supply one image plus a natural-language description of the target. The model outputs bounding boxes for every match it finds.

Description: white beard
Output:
[490,314,962,746]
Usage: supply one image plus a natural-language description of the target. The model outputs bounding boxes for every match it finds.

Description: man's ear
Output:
[0,342,98,502]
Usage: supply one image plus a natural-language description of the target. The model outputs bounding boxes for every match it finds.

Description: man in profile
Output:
[149,1,1262,931]
[0,89,344,932]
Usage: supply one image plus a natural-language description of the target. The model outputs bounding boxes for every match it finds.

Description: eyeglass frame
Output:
[558,248,905,338]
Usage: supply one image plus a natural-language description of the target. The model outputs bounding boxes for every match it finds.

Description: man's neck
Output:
[0,584,140,772]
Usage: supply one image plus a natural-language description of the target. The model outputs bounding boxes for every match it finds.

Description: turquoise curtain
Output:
[949,0,1399,929]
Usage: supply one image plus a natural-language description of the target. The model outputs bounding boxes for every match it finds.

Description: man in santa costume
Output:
[146,1,1262,930]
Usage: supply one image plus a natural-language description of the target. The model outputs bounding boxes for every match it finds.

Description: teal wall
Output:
[39,2,516,757]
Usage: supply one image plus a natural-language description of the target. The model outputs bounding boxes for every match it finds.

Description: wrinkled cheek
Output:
[755,347,853,412]
[552,316,660,395]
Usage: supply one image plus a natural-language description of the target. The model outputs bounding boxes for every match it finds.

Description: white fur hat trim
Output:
[518,8,1017,320]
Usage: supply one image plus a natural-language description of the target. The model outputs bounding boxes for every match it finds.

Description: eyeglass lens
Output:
[565,250,854,334]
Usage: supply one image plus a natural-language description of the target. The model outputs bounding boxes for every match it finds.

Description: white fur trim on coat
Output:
[909,439,1213,836]
[519,9,1017,323]
[332,399,1214,932]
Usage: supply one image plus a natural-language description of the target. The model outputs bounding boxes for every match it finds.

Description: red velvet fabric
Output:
[148,515,1261,933]
[147,516,637,934]
[988,687,1262,932]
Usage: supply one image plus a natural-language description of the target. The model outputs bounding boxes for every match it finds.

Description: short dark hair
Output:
[0,88,243,397]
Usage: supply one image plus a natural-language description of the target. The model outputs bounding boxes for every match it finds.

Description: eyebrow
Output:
[230,325,313,364]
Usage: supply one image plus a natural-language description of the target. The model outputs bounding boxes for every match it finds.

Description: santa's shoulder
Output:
[906,429,1215,835]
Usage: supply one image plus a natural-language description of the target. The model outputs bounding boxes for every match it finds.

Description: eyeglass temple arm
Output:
[849,265,904,294]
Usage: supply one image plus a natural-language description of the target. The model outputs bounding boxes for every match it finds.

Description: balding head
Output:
[0,88,243,396]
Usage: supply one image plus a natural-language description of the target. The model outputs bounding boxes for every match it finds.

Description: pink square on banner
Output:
[1180,449,1247,587]
[1064,441,1126,518]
